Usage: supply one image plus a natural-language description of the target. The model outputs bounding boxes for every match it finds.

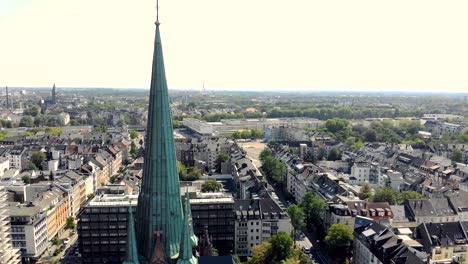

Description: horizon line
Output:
[4,86,468,94]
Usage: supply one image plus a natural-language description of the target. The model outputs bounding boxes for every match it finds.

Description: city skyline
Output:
[1,0,468,92]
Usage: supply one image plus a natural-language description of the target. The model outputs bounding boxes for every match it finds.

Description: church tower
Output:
[135,2,184,262]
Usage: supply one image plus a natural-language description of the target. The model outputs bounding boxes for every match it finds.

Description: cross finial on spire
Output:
[156,0,160,26]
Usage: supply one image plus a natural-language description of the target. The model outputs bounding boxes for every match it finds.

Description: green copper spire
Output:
[186,193,198,247]
[123,205,139,264]
[177,193,197,264]
[136,14,183,261]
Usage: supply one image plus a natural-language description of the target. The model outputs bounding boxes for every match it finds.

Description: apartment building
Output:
[234,198,291,257]
[0,186,20,263]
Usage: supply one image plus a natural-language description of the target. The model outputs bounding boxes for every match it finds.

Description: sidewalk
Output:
[39,229,76,263]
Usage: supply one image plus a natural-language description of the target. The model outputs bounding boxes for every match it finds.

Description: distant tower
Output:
[52,83,56,103]
[201,81,207,95]
[5,86,9,109]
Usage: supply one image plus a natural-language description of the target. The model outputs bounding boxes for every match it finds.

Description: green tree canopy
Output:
[248,242,271,264]
[215,153,230,173]
[325,223,354,259]
[397,190,426,204]
[287,205,305,238]
[21,175,31,184]
[129,129,139,139]
[300,192,327,233]
[259,148,273,163]
[31,151,46,168]
[269,231,294,262]
[327,147,342,161]
[358,183,373,200]
[201,179,222,192]
[65,217,76,230]
[19,116,34,127]
[372,187,397,205]
[452,148,463,163]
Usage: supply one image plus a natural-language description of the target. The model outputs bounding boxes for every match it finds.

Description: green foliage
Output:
[24,105,41,117]
[259,148,273,163]
[325,223,354,259]
[233,255,242,264]
[215,153,230,173]
[0,120,12,128]
[201,179,222,192]
[452,148,463,163]
[178,163,202,181]
[65,217,76,230]
[45,127,63,135]
[185,167,202,180]
[230,129,265,139]
[0,130,11,141]
[31,151,46,168]
[21,175,31,184]
[129,129,139,139]
[287,205,305,238]
[19,116,34,127]
[248,242,271,264]
[262,156,287,185]
[397,190,426,204]
[300,192,327,232]
[269,232,294,262]
[52,236,62,246]
[95,125,108,133]
[372,187,397,205]
[130,141,137,158]
[327,147,342,161]
[25,162,37,171]
[358,183,373,200]
[109,175,118,184]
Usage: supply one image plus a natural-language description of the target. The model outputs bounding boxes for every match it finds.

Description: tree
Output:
[49,171,54,181]
[452,148,463,163]
[327,147,341,161]
[201,179,222,192]
[269,232,294,262]
[46,127,63,135]
[287,205,305,238]
[364,129,377,142]
[300,192,327,232]
[21,175,31,184]
[31,151,46,168]
[19,116,34,127]
[259,148,273,163]
[250,129,265,139]
[65,217,76,230]
[233,255,242,264]
[177,161,188,179]
[187,167,202,179]
[25,162,37,171]
[215,153,230,173]
[52,236,62,246]
[397,190,426,204]
[281,258,300,264]
[130,141,137,158]
[372,187,397,205]
[129,129,139,139]
[248,242,271,264]
[358,183,373,200]
[325,224,354,259]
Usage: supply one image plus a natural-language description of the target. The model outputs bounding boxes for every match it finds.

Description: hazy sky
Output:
[1,0,468,92]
